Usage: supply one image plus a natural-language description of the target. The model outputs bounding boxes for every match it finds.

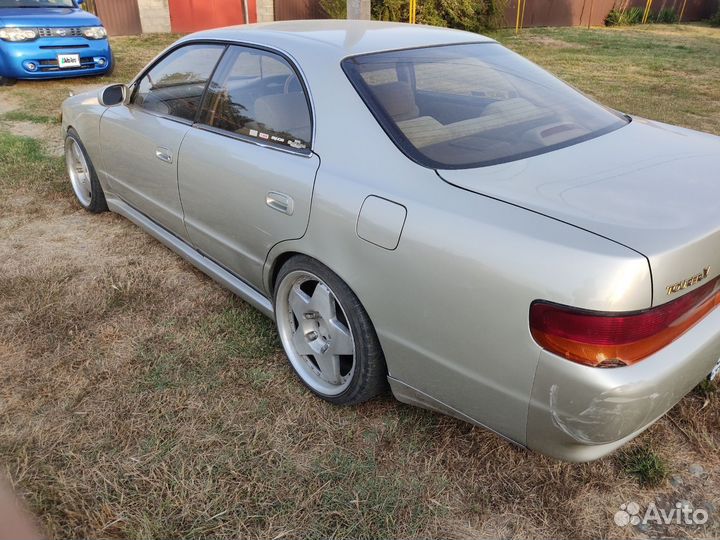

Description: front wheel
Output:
[274,256,388,405]
[0,76,16,86]
[64,128,108,213]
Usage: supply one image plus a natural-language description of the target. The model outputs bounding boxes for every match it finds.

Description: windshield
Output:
[342,43,628,169]
[0,0,76,7]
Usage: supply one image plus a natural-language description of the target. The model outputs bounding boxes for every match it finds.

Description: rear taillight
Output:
[530,275,720,368]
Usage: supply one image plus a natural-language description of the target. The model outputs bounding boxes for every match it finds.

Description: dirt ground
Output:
[1,25,720,539]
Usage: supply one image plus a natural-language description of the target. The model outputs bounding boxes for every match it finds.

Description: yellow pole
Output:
[678,0,688,21]
[642,0,653,23]
[520,0,527,29]
[409,0,416,23]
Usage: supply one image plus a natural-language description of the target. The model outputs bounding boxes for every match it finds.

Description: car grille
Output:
[37,56,96,72]
[37,27,84,38]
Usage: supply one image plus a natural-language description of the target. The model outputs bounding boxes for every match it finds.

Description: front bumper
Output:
[527,306,720,462]
[0,37,112,79]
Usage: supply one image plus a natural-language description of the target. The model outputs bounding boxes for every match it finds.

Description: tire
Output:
[0,76,16,86]
[274,255,388,405]
[64,128,108,213]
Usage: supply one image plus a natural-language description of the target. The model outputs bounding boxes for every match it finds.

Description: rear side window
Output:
[131,44,225,122]
[342,43,628,169]
[197,45,312,152]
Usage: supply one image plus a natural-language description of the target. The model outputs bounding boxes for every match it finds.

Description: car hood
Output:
[438,117,720,307]
[0,7,101,27]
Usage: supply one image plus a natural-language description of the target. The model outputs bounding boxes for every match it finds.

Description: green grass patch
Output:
[0,111,60,124]
[619,445,668,486]
[0,131,67,193]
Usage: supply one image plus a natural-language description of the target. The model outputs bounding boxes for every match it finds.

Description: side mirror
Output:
[76,0,84,4]
[98,84,126,107]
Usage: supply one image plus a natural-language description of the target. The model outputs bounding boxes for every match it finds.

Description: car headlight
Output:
[82,26,107,39]
[0,27,38,42]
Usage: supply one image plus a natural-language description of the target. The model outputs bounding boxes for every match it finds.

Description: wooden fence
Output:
[275,0,716,25]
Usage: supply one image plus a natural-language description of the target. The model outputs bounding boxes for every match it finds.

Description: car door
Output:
[99,43,226,239]
[178,45,319,291]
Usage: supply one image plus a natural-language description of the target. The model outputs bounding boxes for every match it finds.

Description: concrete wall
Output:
[137,0,171,33]
[256,0,274,21]
[347,0,371,19]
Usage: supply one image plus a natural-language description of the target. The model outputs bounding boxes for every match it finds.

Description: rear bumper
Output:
[526,307,720,462]
[0,37,112,79]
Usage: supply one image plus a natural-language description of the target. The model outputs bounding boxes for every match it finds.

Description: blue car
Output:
[0,0,112,85]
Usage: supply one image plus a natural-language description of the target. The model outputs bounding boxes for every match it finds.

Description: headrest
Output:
[371,81,419,121]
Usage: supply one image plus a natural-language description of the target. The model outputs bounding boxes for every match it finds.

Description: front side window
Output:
[131,44,225,122]
[197,45,312,152]
[343,43,628,169]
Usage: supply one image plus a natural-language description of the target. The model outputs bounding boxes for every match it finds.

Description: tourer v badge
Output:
[666,267,711,295]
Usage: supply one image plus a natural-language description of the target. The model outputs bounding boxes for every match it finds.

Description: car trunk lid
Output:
[437,117,720,307]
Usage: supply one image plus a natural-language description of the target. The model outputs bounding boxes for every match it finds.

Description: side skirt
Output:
[107,197,275,319]
[387,376,526,450]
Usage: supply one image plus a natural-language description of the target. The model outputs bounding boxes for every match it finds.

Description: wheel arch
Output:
[266,249,302,296]
[265,248,388,371]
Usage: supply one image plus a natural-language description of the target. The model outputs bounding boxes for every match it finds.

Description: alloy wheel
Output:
[276,270,356,396]
[65,137,92,207]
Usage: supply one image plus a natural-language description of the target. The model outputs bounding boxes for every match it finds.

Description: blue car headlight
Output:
[0,27,38,42]
[81,26,107,39]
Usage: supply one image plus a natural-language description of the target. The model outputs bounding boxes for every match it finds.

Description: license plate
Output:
[57,53,80,68]
[709,357,720,381]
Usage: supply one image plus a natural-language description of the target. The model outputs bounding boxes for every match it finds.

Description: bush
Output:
[605,6,643,25]
[371,0,509,31]
[373,0,404,20]
[654,7,678,23]
[710,7,720,26]
[320,0,346,18]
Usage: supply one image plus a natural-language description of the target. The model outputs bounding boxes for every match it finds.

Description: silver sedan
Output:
[61,20,720,462]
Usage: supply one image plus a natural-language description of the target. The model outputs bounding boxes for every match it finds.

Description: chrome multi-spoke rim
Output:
[276,271,356,395]
[65,138,91,207]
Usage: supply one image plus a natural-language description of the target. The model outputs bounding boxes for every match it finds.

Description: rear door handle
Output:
[155,147,173,163]
[266,191,294,215]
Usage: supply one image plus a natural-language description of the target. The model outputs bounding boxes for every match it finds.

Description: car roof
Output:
[179,19,495,60]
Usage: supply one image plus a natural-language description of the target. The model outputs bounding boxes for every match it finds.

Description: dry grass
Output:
[0,24,720,539]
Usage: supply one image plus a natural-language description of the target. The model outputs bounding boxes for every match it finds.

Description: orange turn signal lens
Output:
[529,275,720,367]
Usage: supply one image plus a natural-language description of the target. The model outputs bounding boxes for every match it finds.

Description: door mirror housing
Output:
[99,84,126,107]
[76,0,84,4]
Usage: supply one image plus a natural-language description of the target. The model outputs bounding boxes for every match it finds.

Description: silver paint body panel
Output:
[61,20,720,461]
[439,117,720,307]
[178,127,320,291]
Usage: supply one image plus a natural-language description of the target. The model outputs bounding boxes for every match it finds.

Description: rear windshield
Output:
[342,43,628,169]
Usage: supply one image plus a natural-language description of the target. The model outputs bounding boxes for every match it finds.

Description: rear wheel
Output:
[274,256,388,405]
[64,128,108,213]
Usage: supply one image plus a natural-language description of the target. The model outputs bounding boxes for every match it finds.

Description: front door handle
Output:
[266,191,294,215]
[155,147,173,164]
